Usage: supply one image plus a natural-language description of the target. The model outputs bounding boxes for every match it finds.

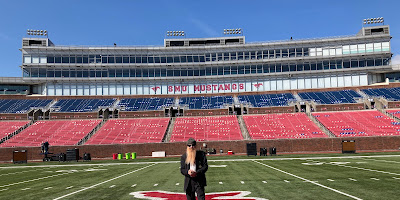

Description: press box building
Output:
[16,23,393,96]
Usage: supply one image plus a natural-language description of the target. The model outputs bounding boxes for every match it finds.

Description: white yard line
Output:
[362,158,400,164]
[0,169,47,177]
[0,171,75,188]
[53,164,156,200]
[2,155,400,169]
[327,163,400,176]
[254,160,363,200]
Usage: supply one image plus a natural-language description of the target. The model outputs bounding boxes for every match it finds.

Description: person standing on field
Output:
[180,138,208,200]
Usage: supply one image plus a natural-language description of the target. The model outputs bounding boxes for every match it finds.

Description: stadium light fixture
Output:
[363,17,384,25]
[166,30,185,37]
[27,29,48,37]
[224,28,242,35]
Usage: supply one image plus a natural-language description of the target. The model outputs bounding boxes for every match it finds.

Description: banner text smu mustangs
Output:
[165,83,245,92]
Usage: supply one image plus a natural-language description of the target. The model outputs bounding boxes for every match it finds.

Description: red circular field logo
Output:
[130,190,268,200]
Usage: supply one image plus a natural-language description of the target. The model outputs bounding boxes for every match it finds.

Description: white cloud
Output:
[189,18,219,37]
[392,54,400,65]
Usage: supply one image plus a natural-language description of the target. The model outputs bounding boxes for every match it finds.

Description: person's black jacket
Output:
[180,150,208,191]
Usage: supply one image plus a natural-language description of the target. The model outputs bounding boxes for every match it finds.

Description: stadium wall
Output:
[1,136,399,162]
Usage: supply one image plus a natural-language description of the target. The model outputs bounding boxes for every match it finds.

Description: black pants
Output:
[186,179,205,200]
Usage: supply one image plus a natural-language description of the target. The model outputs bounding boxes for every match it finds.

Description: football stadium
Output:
[1,17,400,199]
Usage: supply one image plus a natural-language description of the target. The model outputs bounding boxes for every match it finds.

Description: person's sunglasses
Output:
[187,144,195,147]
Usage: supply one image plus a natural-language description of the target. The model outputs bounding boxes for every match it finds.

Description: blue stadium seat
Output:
[52,99,116,112]
[361,87,400,101]
[0,99,52,113]
[298,90,361,104]
[117,97,174,111]
[237,93,295,107]
[179,96,233,109]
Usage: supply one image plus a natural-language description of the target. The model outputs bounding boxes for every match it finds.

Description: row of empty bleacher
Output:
[85,118,170,145]
[243,113,326,139]
[0,120,30,139]
[0,120,101,147]
[170,115,243,142]
[53,98,116,112]
[3,87,400,114]
[0,99,52,113]
[179,96,234,109]
[361,87,400,101]
[298,90,362,104]
[313,110,400,137]
[238,93,296,107]
[2,109,400,147]
[118,97,174,111]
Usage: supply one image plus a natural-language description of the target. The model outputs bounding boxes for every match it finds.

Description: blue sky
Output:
[1,0,399,77]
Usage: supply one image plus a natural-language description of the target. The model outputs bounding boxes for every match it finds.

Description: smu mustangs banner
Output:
[150,82,264,95]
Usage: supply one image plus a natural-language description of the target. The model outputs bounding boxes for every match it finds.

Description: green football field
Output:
[1,153,400,200]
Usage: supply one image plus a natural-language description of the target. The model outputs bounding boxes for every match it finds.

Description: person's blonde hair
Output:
[185,147,196,165]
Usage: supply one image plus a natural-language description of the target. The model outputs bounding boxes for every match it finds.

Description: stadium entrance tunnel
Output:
[99,108,114,119]
[29,109,47,120]
[165,107,182,117]
[231,105,242,115]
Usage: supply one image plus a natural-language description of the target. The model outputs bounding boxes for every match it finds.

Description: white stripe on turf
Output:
[327,163,400,176]
[2,155,400,169]
[53,164,156,200]
[254,161,362,200]
[0,171,75,188]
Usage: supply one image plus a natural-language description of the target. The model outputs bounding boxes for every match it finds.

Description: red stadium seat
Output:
[0,120,101,147]
[313,110,400,137]
[170,115,242,142]
[84,118,170,145]
[243,113,327,140]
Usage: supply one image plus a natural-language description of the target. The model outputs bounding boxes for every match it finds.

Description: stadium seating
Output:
[85,118,170,145]
[0,120,101,147]
[237,93,295,107]
[0,120,30,139]
[313,110,400,137]
[170,115,243,142]
[361,87,400,101]
[52,99,116,112]
[243,113,327,139]
[117,97,174,111]
[298,90,361,104]
[179,96,233,109]
[0,99,52,113]
[386,109,400,118]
